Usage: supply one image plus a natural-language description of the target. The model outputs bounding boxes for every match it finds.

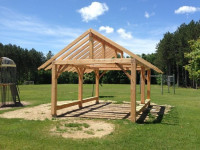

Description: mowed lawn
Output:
[0,84,200,150]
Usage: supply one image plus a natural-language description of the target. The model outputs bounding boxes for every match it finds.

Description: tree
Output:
[184,38,200,89]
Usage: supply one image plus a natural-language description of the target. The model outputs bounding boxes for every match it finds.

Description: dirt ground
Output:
[0,100,172,139]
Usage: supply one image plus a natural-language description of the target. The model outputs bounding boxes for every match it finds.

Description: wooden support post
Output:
[130,59,137,122]
[102,42,105,58]
[51,62,57,117]
[95,70,100,103]
[147,69,151,99]
[78,68,84,108]
[140,66,145,104]
[89,33,94,59]
[114,50,118,58]
[120,52,124,58]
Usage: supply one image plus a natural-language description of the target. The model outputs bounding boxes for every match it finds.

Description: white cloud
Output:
[144,11,155,18]
[175,6,200,14]
[99,26,114,33]
[78,2,109,22]
[117,28,132,39]
[0,6,84,54]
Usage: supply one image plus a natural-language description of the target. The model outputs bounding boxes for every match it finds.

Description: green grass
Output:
[0,84,200,150]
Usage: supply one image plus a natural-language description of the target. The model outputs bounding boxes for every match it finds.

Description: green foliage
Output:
[184,38,200,88]
[155,20,200,87]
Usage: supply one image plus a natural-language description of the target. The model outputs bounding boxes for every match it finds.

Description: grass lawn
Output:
[0,84,200,150]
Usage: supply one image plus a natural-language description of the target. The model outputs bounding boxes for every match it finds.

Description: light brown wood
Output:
[51,62,57,117]
[55,58,132,65]
[95,70,99,103]
[147,69,151,99]
[89,33,94,59]
[82,96,98,103]
[136,99,150,115]
[130,59,137,122]
[120,52,124,58]
[102,42,105,58]
[38,29,90,70]
[99,70,107,79]
[56,101,81,110]
[140,66,145,104]
[116,63,131,80]
[77,67,85,108]
[90,28,163,73]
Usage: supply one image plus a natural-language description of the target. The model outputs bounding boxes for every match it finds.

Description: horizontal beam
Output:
[56,96,98,110]
[55,58,132,65]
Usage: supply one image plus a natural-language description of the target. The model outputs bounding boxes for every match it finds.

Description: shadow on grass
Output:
[99,96,114,98]
[137,105,179,125]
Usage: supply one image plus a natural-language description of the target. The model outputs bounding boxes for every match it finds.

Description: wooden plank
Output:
[89,33,94,59]
[59,36,89,60]
[90,28,163,73]
[51,62,57,117]
[55,58,132,65]
[77,68,84,108]
[141,66,145,104]
[95,70,99,103]
[102,42,105,58]
[116,63,131,80]
[136,100,150,115]
[38,29,90,70]
[99,70,107,79]
[130,58,137,122]
[82,96,98,103]
[56,101,80,110]
[147,69,151,99]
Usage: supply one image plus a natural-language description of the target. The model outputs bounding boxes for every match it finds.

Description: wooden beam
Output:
[38,29,90,70]
[77,67,85,108]
[99,70,107,79]
[89,33,94,59]
[116,63,131,80]
[130,58,137,122]
[140,66,145,104]
[55,58,132,65]
[51,62,57,117]
[147,69,151,99]
[102,42,105,58]
[120,51,124,58]
[95,70,100,103]
[90,28,163,73]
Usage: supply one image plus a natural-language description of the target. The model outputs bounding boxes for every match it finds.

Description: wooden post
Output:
[114,50,118,58]
[120,52,124,58]
[78,68,84,108]
[140,66,145,104]
[147,69,151,99]
[102,42,105,58]
[95,70,100,103]
[89,33,94,59]
[51,62,57,117]
[130,58,137,122]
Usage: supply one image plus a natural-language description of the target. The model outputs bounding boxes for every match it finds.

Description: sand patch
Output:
[0,101,31,111]
[51,119,114,139]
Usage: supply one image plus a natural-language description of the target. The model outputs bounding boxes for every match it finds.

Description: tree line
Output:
[0,20,199,87]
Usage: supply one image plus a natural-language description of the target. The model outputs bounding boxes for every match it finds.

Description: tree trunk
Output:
[177,64,179,87]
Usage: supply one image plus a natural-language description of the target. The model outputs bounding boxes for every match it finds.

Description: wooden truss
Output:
[38,28,163,123]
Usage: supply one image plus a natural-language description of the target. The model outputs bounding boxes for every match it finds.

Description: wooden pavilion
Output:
[38,28,162,122]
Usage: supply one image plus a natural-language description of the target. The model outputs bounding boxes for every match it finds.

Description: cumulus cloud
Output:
[99,26,114,33]
[78,2,109,22]
[175,6,200,14]
[144,11,155,18]
[117,28,132,39]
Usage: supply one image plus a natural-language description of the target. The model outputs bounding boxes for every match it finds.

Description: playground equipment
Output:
[0,57,20,107]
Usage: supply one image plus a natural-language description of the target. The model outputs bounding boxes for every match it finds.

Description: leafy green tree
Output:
[184,38,200,89]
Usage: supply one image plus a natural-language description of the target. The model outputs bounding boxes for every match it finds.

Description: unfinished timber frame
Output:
[38,28,162,122]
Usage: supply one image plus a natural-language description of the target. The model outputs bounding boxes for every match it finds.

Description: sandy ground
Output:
[0,101,31,110]
[51,119,114,139]
[0,100,172,139]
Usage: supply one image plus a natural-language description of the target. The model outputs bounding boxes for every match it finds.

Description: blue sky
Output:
[0,0,200,55]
